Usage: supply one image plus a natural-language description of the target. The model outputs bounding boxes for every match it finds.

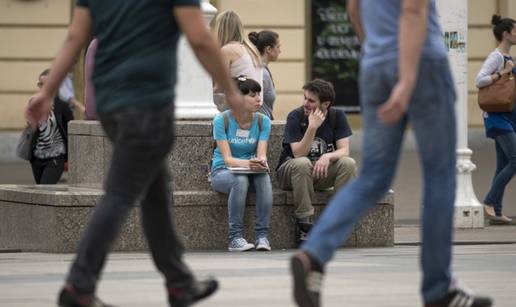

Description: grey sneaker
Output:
[255,237,271,251]
[228,237,254,252]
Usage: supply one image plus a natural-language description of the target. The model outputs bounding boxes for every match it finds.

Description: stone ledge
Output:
[68,120,287,137]
[0,185,394,252]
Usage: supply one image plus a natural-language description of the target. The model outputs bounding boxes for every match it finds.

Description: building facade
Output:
[1,0,515,131]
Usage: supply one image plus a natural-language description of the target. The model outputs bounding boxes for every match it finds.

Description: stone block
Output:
[69,120,287,191]
[0,185,394,252]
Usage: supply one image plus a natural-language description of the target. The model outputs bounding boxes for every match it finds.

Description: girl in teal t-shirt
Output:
[210,76,273,252]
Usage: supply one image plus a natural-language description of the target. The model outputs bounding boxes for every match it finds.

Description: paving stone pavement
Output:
[1,244,515,307]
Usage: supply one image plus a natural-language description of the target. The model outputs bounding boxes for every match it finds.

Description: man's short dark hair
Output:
[302,79,335,105]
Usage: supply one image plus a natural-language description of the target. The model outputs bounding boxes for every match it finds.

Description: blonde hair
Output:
[212,10,263,68]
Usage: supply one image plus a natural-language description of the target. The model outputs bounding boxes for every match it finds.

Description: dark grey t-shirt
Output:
[76,0,200,114]
[277,107,352,169]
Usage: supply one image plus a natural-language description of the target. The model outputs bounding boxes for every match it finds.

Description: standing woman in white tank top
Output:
[213,11,264,102]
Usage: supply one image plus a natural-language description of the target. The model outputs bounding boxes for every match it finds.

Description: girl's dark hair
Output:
[248,30,279,55]
[234,75,261,95]
[491,14,515,41]
[40,69,50,77]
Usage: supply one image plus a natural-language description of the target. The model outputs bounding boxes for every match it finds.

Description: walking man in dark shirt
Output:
[26,1,243,306]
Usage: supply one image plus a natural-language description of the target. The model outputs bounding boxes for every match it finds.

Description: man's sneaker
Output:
[296,221,313,246]
[58,284,115,307]
[290,252,323,307]
[228,237,254,252]
[425,287,493,307]
[168,277,218,307]
[255,237,272,251]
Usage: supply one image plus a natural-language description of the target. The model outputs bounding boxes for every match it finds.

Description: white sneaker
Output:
[255,237,271,251]
[228,237,254,252]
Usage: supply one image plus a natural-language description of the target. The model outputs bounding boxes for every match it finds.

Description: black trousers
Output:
[67,105,193,293]
[30,155,66,184]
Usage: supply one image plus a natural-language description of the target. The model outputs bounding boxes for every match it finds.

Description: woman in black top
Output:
[28,69,73,184]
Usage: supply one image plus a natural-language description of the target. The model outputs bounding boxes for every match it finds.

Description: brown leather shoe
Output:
[489,215,515,225]
[483,205,496,219]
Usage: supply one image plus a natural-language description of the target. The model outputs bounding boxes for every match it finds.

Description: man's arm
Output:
[174,7,243,109]
[377,0,428,124]
[347,0,364,43]
[324,137,350,160]
[26,7,92,124]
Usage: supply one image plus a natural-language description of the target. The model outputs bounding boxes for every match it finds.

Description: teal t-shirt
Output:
[76,0,200,114]
[211,112,272,171]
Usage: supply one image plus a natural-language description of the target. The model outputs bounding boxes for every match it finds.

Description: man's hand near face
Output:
[308,108,326,130]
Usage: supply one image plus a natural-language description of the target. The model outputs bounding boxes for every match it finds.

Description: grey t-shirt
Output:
[259,66,275,119]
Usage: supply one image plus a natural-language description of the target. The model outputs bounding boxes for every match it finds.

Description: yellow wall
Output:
[0,0,71,130]
[1,0,516,129]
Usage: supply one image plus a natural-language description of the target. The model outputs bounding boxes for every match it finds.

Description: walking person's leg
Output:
[39,156,66,184]
[211,169,254,251]
[30,159,44,184]
[251,173,273,250]
[291,63,406,307]
[484,132,516,219]
[60,106,176,305]
[484,141,507,217]
[407,59,457,303]
[140,163,217,306]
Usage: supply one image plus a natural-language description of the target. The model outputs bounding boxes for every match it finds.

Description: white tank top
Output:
[230,49,264,100]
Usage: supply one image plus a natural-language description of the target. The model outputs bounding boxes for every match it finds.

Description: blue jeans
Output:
[210,168,272,241]
[67,105,193,293]
[302,58,457,303]
[484,132,516,215]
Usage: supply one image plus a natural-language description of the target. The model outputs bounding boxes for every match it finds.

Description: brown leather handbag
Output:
[478,72,516,112]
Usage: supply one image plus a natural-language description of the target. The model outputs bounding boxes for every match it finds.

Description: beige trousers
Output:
[277,156,357,219]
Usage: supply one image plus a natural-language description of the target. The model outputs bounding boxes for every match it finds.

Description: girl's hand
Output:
[502,60,515,74]
[249,158,267,171]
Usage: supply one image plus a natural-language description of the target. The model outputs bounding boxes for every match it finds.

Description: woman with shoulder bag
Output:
[26,69,74,184]
[475,15,516,224]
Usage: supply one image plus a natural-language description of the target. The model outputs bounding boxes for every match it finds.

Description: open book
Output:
[228,167,269,174]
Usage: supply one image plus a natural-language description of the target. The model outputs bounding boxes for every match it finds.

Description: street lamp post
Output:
[436,0,484,228]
